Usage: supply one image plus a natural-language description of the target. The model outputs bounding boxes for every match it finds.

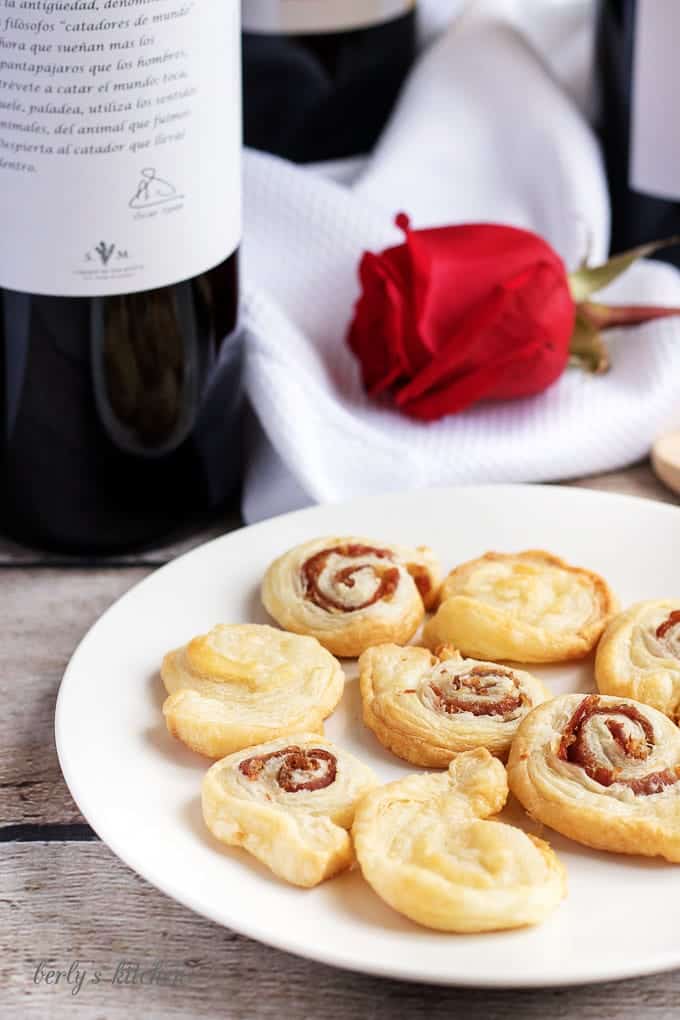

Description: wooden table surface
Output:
[4,465,680,1019]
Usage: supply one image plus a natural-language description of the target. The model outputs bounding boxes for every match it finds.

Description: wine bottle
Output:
[0,3,243,553]
[597,0,680,267]
[242,0,416,163]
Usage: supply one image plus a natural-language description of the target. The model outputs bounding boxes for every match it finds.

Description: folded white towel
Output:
[240,2,680,523]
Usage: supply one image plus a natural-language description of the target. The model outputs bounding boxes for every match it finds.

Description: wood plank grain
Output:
[0,569,149,829]
[566,462,678,505]
[3,841,679,1020]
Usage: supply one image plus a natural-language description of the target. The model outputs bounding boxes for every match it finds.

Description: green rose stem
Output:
[568,237,680,373]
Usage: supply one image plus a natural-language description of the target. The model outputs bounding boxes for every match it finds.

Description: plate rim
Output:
[55,482,680,988]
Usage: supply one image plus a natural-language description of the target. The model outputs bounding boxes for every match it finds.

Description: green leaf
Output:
[569,237,680,303]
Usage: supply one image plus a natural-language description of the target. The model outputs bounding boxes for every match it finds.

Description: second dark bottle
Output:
[597,0,680,268]
[242,0,417,163]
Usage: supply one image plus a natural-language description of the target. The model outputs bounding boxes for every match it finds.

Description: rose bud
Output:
[347,215,680,422]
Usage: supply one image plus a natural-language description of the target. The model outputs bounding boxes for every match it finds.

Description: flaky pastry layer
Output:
[162,624,344,758]
[508,693,680,861]
[359,643,551,765]
[424,549,617,663]
[596,600,680,721]
[262,536,441,657]
[352,748,566,932]
[202,734,378,887]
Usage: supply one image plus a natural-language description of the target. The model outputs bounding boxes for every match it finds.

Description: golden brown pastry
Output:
[352,748,566,932]
[508,693,680,862]
[261,536,441,657]
[359,643,551,766]
[596,600,680,721]
[162,624,344,758]
[424,549,617,663]
[202,734,378,887]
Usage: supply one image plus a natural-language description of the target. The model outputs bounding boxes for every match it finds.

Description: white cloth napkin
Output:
[240,0,680,524]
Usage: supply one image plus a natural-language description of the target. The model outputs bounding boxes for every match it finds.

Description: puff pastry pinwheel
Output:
[508,693,680,862]
[424,549,617,663]
[359,643,551,766]
[162,624,345,758]
[261,536,441,657]
[352,748,566,932]
[202,734,378,887]
[596,601,680,722]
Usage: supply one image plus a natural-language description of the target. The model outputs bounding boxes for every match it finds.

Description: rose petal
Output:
[395,285,508,405]
[403,223,568,360]
[396,261,573,416]
[398,350,529,420]
[348,253,410,393]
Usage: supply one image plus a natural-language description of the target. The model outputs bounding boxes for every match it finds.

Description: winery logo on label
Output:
[85,242,129,267]
[129,168,182,210]
[95,242,116,267]
[76,238,142,287]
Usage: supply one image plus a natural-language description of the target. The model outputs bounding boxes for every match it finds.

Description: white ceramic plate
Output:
[56,485,680,987]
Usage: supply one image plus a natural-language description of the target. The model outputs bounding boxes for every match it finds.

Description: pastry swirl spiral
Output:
[596,600,680,721]
[262,537,440,657]
[424,549,617,663]
[161,624,345,758]
[508,693,680,861]
[352,748,566,932]
[238,744,337,793]
[359,644,550,766]
[202,734,378,887]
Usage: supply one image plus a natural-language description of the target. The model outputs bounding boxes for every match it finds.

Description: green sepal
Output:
[568,237,680,303]
[569,310,610,374]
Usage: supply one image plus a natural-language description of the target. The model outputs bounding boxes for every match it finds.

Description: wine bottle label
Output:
[0,2,241,297]
[242,0,414,35]
[630,0,680,200]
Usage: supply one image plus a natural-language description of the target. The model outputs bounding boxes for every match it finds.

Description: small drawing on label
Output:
[129,168,181,209]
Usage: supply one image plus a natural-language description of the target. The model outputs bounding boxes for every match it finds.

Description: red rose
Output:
[347,215,576,421]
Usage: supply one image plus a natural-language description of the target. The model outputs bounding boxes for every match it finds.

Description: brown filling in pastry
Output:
[301,544,400,612]
[656,610,680,643]
[558,695,679,796]
[429,666,526,719]
[240,746,338,793]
